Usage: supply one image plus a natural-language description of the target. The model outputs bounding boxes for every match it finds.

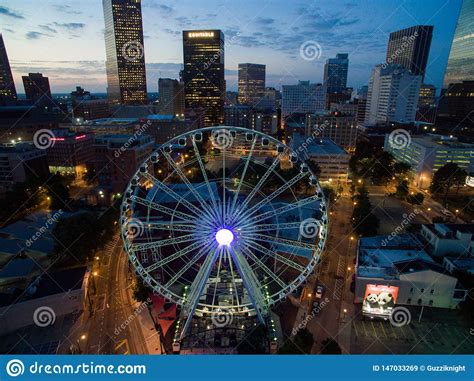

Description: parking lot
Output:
[351,318,474,354]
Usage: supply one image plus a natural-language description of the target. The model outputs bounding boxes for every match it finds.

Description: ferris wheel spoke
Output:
[180,243,220,340]
[144,239,209,272]
[239,195,323,229]
[230,246,268,323]
[239,244,287,289]
[241,172,308,220]
[161,150,220,222]
[164,244,211,288]
[241,221,303,233]
[130,195,198,222]
[129,234,197,252]
[247,233,316,254]
[141,172,214,224]
[244,239,306,272]
[229,136,257,217]
[191,138,219,213]
[231,155,280,222]
[145,221,198,233]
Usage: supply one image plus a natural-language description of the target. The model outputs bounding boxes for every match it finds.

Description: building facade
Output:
[0,34,16,103]
[386,25,433,80]
[22,73,51,104]
[324,53,349,94]
[238,63,266,106]
[158,78,185,116]
[291,134,349,182]
[419,223,474,258]
[182,30,225,127]
[282,81,326,117]
[71,86,111,121]
[0,143,50,191]
[103,0,147,104]
[365,64,422,125]
[305,113,358,151]
[443,0,474,87]
[94,134,154,193]
[46,130,94,177]
[383,134,474,188]
[355,235,466,310]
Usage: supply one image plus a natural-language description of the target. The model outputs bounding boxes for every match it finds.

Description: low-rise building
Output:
[46,130,94,177]
[419,223,474,258]
[93,134,154,195]
[355,234,467,311]
[305,113,358,151]
[443,257,474,276]
[291,134,349,183]
[0,143,50,191]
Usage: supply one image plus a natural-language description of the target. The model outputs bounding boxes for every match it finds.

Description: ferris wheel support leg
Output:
[179,244,220,341]
[231,247,268,325]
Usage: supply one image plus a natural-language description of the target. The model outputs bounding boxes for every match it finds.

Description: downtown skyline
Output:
[0,0,463,94]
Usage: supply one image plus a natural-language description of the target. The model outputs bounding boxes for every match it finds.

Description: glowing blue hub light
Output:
[215,228,234,246]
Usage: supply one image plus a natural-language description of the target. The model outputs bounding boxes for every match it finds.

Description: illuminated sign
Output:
[188,31,215,38]
[362,284,399,317]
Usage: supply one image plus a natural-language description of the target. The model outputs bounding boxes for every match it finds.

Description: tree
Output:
[47,173,70,210]
[393,162,412,179]
[395,180,409,200]
[133,277,151,303]
[320,338,342,354]
[278,328,314,354]
[430,163,468,204]
[305,160,321,178]
[352,186,379,236]
[407,192,424,205]
[237,324,269,354]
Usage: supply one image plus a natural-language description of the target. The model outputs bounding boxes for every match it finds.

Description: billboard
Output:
[362,284,399,317]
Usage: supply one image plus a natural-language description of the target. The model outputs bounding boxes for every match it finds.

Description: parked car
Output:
[315,285,324,299]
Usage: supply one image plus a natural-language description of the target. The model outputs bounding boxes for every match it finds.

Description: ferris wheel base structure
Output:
[120,126,329,351]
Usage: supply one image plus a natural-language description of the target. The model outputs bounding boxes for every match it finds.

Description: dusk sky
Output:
[0,0,462,94]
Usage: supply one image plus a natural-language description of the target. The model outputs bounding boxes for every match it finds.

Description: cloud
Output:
[145,2,174,14]
[25,31,50,40]
[255,17,275,25]
[53,5,82,15]
[0,5,24,19]
[53,22,86,30]
[39,25,58,34]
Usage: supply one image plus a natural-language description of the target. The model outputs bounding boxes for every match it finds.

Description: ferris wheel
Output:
[120,126,328,342]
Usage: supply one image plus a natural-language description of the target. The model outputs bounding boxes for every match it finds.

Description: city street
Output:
[64,231,161,354]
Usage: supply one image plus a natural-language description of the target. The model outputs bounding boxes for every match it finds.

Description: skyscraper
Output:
[281,81,326,117]
[238,63,266,106]
[443,0,474,87]
[324,54,349,94]
[103,0,147,105]
[386,25,433,79]
[158,78,185,116]
[182,30,225,127]
[365,64,422,125]
[22,73,51,104]
[0,34,17,102]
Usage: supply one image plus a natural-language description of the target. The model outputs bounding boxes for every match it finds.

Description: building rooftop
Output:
[423,223,474,239]
[409,134,474,149]
[291,133,348,156]
[357,234,434,279]
[444,257,474,274]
